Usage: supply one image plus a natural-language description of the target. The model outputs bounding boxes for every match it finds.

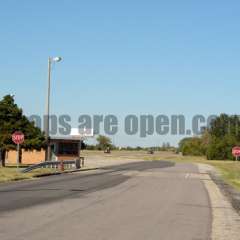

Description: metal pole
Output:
[45,57,51,161]
[16,144,20,169]
[79,139,82,167]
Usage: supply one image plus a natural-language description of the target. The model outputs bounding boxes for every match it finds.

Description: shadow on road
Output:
[0,160,175,213]
[100,160,175,171]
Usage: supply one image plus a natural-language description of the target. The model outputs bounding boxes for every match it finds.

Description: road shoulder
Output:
[197,163,240,240]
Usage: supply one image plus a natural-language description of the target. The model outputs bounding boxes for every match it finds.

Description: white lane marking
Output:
[185,173,190,179]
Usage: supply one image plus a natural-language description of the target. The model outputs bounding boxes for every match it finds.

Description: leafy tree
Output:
[160,142,171,151]
[0,95,45,166]
[161,142,167,151]
[179,114,240,160]
[206,114,240,160]
[179,137,206,156]
[96,135,112,150]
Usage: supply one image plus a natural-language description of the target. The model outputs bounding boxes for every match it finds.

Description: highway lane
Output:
[0,161,211,240]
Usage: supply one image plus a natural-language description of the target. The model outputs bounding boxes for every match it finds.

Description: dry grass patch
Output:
[0,167,56,183]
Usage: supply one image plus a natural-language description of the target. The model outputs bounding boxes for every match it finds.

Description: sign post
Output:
[232,146,240,161]
[16,143,20,168]
[12,131,25,168]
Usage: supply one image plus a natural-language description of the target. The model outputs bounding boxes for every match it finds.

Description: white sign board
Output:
[70,128,94,138]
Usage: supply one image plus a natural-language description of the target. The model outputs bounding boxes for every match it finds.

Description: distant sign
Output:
[70,128,94,138]
[232,146,240,157]
[12,131,24,145]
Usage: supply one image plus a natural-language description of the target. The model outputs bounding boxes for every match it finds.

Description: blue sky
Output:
[1,1,240,146]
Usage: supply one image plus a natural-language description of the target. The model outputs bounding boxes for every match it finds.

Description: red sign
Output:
[232,147,240,157]
[12,131,24,145]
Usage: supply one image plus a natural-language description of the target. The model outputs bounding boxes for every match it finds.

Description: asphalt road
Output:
[0,161,211,240]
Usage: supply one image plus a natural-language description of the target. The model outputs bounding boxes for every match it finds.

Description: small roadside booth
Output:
[49,136,81,161]
[49,128,93,161]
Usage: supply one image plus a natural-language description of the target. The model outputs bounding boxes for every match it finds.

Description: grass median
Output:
[0,167,57,183]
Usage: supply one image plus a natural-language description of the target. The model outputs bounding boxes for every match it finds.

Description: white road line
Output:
[185,173,190,179]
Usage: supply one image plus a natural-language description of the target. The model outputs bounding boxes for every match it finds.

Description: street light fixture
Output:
[52,57,62,62]
[45,56,62,161]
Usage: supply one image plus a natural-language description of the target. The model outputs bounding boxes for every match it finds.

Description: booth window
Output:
[58,142,78,155]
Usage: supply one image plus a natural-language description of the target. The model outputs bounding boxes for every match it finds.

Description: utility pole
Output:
[45,57,62,161]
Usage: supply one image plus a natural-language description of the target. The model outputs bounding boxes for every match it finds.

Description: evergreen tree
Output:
[0,95,45,166]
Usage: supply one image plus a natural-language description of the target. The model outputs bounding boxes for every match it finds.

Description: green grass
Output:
[209,161,240,190]
[0,167,57,183]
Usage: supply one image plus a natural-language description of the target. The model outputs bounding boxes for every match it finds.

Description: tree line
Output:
[85,138,175,152]
[178,114,240,160]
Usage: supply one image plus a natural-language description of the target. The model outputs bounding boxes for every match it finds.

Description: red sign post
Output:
[232,146,240,161]
[12,131,25,168]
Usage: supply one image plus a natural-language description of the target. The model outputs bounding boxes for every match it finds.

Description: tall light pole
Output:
[45,56,62,161]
